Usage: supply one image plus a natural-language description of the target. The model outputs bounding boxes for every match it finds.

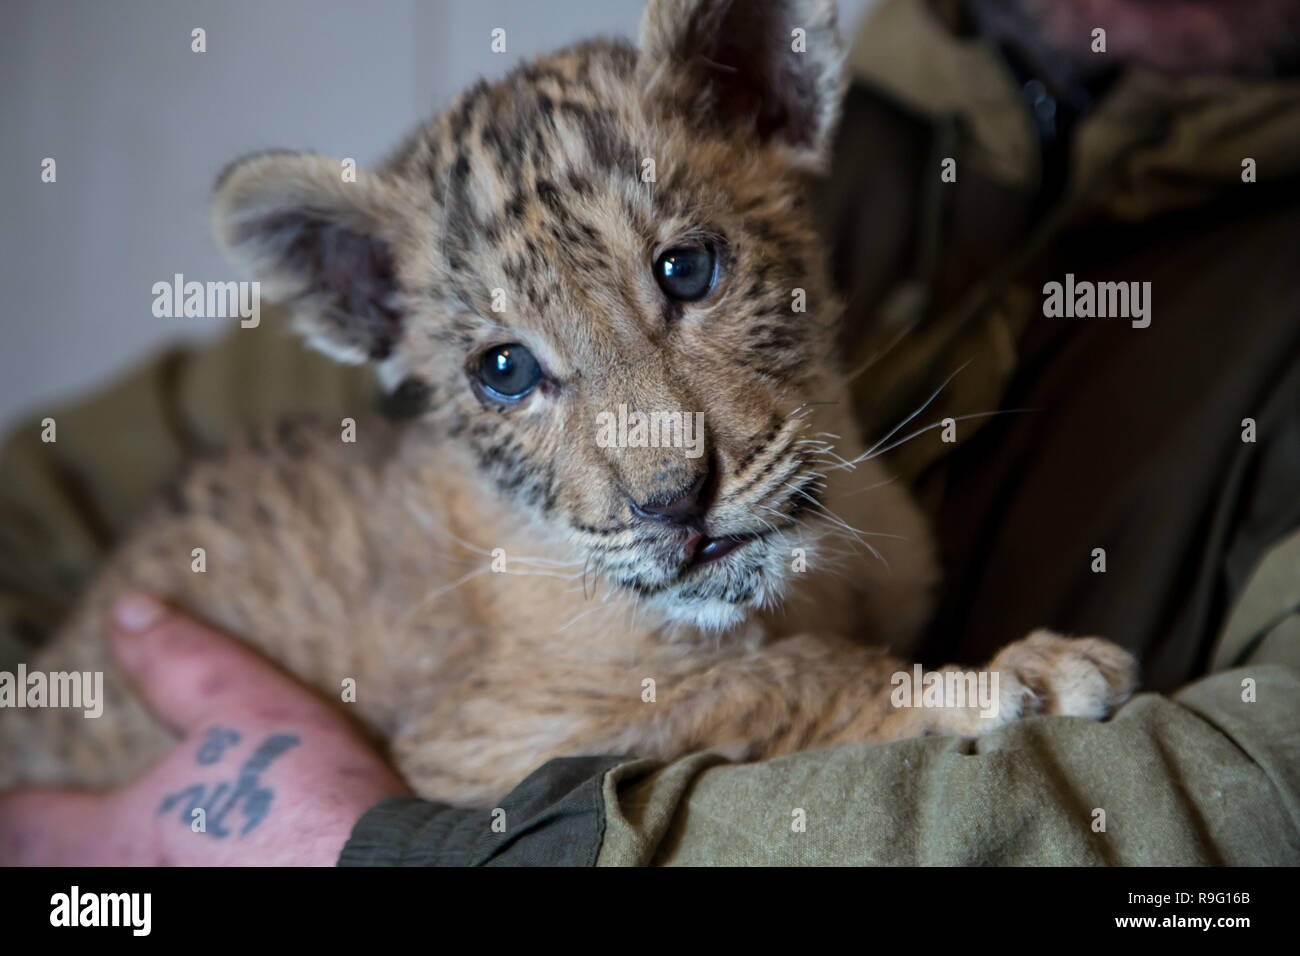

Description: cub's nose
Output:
[629,466,713,530]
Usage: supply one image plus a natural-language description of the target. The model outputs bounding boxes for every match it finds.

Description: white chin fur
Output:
[652,563,788,633]
[660,597,749,632]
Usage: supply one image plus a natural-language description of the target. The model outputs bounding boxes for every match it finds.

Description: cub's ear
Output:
[212,151,410,364]
[638,0,844,168]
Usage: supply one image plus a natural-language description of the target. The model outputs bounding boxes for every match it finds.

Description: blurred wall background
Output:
[0,0,878,430]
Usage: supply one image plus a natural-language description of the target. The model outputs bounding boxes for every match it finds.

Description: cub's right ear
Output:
[638,0,844,170]
[212,151,410,364]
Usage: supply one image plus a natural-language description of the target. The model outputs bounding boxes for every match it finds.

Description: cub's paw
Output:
[988,629,1138,720]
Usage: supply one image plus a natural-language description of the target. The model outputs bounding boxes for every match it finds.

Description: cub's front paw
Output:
[989,629,1138,720]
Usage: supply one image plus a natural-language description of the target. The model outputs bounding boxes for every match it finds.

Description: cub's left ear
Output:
[638,0,845,169]
[211,151,412,364]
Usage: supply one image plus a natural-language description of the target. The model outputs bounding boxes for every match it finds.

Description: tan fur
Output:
[0,0,1136,805]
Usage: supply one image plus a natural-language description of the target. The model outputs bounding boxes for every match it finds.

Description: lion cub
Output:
[1,0,1135,805]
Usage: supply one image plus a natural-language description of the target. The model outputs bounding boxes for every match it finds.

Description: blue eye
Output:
[477,344,540,400]
[654,244,717,301]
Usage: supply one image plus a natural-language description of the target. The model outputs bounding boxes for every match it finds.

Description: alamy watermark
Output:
[1042,273,1151,328]
[595,404,705,459]
[0,664,103,718]
[50,886,150,936]
[890,663,1000,719]
[151,273,260,328]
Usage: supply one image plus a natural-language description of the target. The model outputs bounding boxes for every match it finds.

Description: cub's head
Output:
[214,0,855,631]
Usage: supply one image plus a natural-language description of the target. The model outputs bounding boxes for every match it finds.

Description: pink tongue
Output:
[683,531,705,561]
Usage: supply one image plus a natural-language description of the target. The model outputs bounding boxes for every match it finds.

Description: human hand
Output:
[0,594,410,865]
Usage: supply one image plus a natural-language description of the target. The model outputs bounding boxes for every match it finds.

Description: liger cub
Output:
[0,0,1136,805]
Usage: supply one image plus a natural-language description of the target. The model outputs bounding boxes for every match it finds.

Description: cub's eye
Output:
[653,244,717,302]
[477,344,541,401]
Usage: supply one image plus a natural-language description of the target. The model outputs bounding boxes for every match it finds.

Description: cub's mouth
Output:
[680,529,772,575]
